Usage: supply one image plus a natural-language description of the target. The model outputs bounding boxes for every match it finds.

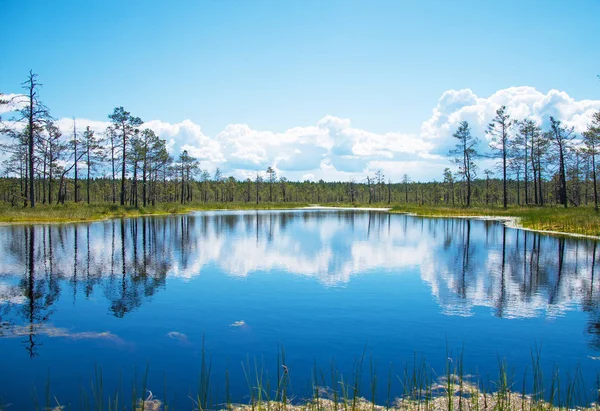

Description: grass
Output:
[0,202,311,224]
[1,201,600,238]
[389,204,600,237]
[14,346,600,411]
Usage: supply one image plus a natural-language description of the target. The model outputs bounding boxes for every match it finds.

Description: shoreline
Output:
[391,210,600,240]
[0,204,599,240]
[0,204,392,226]
[302,205,392,211]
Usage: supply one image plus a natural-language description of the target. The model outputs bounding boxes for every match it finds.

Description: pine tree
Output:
[583,111,600,210]
[108,107,143,206]
[548,116,575,208]
[487,106,513,208]
[449,121,479,207]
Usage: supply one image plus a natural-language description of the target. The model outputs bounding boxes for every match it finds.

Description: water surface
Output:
[0,210,599,408]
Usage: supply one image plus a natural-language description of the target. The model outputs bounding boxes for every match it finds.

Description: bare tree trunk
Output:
[86,141,91,204]
[111,136,116,203]
[120,121,126,206]
[27,75,35,208]
[142,154,147,207]
[73,118,79,203]
[180,164,185,204]
[593,150,598,211]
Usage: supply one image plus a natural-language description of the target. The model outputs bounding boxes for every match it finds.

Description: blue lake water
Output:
[0,209,599,408]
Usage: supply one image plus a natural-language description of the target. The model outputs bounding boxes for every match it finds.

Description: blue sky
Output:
[1,0,600,181]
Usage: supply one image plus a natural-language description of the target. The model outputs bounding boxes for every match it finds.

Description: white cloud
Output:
[0,93,27,115]
[366,160,445,182]
[55,117,111,137]
[421,86,600,160]
[145,119,225,162]
[2,86,599,181]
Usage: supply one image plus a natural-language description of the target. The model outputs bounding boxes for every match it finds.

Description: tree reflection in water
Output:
[0,211,599,357]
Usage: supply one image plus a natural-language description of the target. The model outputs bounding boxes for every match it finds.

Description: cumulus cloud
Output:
[421,86,600,159]
[0,93,28,115]
[152,87,599,181]
[2,86,599,181]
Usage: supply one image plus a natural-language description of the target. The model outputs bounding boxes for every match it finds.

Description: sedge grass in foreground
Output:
[11,346,600,411]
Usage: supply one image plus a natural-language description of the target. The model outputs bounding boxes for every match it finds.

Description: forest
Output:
[1,71,600,211]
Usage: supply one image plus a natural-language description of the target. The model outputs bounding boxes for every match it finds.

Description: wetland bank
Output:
[1,209,600,410]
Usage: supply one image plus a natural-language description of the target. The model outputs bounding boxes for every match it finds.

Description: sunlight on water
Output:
[0,209,598,408]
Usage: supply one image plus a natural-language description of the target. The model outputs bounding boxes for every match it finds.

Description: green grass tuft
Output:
[22,346,600,411]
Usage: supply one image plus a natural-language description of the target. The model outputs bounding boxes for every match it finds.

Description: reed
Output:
[19,346,600,411]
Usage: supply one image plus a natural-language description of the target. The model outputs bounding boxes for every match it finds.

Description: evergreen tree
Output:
[82,126,104,204]
[548,116,575,208]
[583,111,600,210]
[449,121,479,207]
[266,166,277,202]
[487,106,514,208]
[108,107,143,206]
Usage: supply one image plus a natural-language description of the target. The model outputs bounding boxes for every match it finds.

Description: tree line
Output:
[1,71,599,209]
[448,105,600,209]
[0,72,200,208]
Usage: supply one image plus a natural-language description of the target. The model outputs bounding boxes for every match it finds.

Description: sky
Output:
[1,0,600,182]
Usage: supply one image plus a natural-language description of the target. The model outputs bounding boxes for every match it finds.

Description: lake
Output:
[0,209,599,409]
